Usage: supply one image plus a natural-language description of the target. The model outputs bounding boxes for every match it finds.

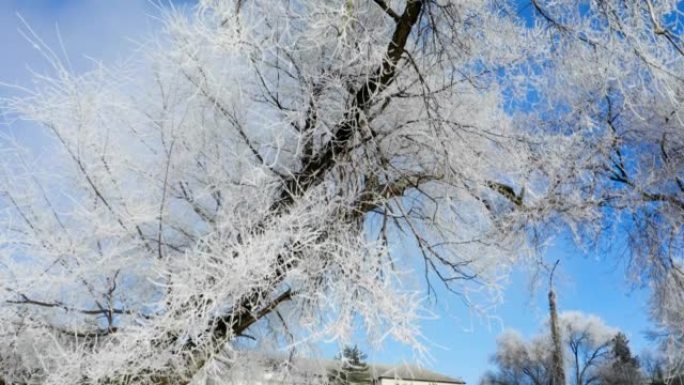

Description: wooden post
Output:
[549,260,566,385]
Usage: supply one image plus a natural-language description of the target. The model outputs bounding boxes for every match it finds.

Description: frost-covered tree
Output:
[641,351,668,385]
[480,331,552,385]
[561,312,617,385]
[481,312,619,385]
[1,0,684,384]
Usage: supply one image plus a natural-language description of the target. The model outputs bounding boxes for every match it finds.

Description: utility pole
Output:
[548,260,565,385]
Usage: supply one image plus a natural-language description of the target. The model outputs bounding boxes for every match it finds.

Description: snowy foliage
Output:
[481,330,553,385]
[0,0,683,384]
[481,312,620,385]
[559,311,618,350]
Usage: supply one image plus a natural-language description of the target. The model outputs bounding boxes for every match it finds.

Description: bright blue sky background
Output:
[0,1,654,384]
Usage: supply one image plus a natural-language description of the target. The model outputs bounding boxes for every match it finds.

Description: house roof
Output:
[197,352,466,385]
[271,355,465,384]
[370,363,465,384]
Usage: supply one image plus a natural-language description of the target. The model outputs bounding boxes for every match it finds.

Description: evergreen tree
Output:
[613,334,637,366]
[598,333,643,385]
[330,345,370,385]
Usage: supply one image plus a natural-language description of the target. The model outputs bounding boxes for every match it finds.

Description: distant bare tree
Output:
[481,331,552,385]
[482,312,618,385]
[560,312,616,385]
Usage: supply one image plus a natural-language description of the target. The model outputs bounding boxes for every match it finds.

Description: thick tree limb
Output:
[487,181,524,207]
[273,0,424,211]
[372,0,401,22]
[182,2,426,381]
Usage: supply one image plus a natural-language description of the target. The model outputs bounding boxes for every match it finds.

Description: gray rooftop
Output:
[262,355,465,385]
[201,352,465,385]
[369,363,465,384]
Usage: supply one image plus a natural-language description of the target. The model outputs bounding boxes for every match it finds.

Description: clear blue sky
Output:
[0,2,654,385]
[345,238,652,385]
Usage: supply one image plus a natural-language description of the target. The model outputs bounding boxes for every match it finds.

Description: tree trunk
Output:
[549,261,565,385]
